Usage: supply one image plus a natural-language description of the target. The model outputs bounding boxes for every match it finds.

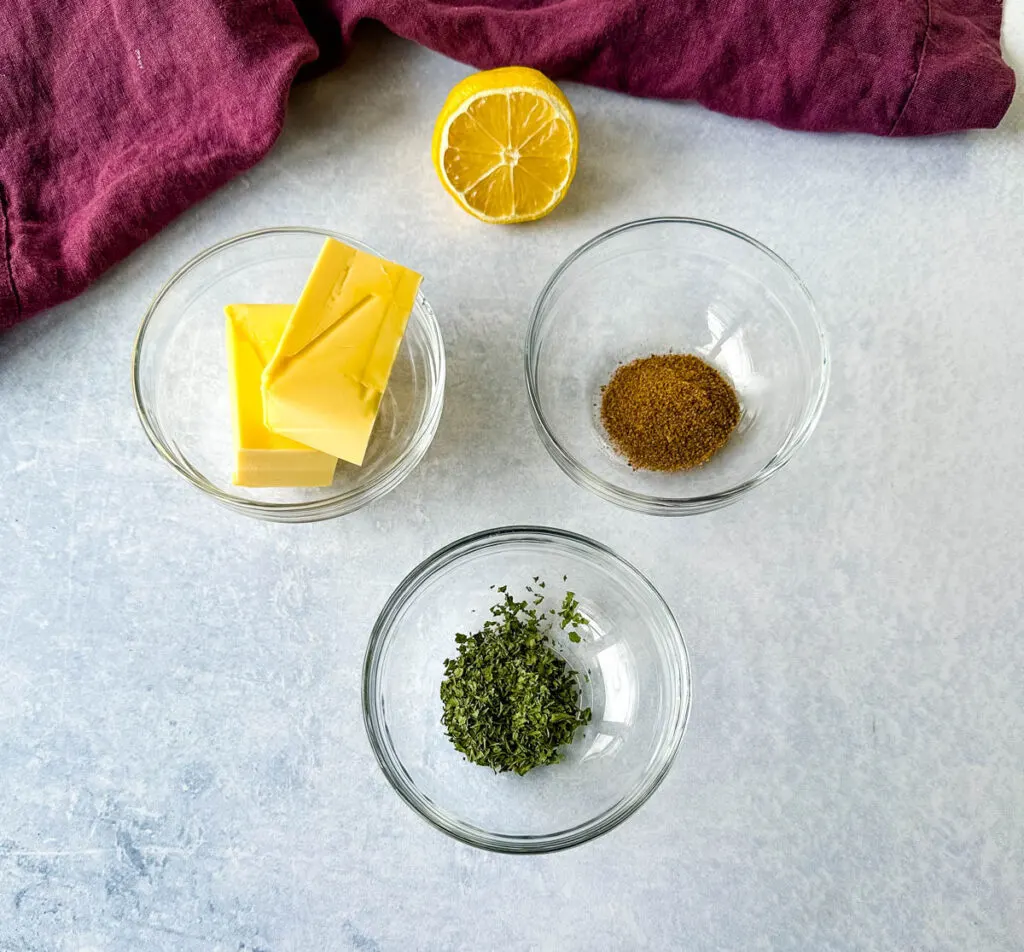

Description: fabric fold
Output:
[890,0,1016,136]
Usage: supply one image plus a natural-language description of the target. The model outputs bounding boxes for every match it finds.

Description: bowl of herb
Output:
[525,217,830,515]
[362,526,691,853]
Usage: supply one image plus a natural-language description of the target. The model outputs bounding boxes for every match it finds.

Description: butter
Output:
[225,304,337,487]
[261,238,421,465]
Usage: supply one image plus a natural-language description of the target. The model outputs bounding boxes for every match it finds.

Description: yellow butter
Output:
[225,304,337,487]
[261,238,422,465]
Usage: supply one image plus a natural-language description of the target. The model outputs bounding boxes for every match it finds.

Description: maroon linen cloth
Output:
[0,0,1015,330]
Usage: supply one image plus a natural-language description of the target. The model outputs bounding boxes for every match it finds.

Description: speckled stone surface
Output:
[1,13,1023,950]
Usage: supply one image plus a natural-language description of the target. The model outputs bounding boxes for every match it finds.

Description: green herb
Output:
[439,583,591,775]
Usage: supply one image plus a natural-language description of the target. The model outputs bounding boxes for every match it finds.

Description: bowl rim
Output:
[524,216,831,515]
[131,226,446,522]
[362,524,693,854]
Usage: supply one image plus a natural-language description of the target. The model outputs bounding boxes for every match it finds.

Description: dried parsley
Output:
[600,353,740,471]
[439,583,592,776]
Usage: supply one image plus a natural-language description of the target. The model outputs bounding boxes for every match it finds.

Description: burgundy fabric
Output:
[0,1,1015,329]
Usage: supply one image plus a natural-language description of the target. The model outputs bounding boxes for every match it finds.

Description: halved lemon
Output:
[432,67,579,224]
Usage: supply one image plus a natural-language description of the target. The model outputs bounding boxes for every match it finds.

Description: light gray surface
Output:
[1,14,1023,951]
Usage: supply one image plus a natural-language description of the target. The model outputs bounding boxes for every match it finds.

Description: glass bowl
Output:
[363,526,691,853]
[132,227,445,522]
[525,217,829,515]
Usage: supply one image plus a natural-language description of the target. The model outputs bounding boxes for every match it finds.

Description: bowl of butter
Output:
[133,227,445,521]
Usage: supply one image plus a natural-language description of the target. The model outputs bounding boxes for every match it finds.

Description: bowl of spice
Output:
[525,217,829,515]
[363,526,691,853]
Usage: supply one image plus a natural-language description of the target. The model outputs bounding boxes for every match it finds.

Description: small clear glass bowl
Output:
[363,526,691,853]
[526,217,829,515]
[132,227,445,522]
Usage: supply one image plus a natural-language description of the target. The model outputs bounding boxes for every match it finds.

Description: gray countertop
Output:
[2,16,1023,952]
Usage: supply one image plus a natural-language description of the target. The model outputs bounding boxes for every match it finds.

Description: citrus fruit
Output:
[432,66,579,224]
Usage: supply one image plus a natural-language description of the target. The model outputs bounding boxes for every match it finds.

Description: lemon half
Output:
[432,67,579,224]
